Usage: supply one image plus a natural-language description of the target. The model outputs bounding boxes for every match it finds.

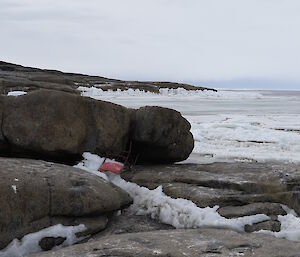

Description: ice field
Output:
[79,87,300,164]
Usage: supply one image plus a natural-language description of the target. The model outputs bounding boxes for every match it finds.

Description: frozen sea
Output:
[79,87,300,164]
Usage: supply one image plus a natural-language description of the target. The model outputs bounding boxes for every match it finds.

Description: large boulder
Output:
[1,90,132,162]
[0,90,194,164]
[131,106,194,163]
[0,157,132,250]
[31,228,300,257]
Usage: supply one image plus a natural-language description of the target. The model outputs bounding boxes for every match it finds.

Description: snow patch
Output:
[11,185,17,194]
[73,152,108,181]
[0,224,86,257]
[258,214,300,242]
[7,91,27,96]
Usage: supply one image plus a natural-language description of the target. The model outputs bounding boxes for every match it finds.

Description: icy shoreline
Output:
[78,87,300,164]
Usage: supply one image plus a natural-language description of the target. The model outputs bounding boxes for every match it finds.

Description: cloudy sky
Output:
[1,0,300,90]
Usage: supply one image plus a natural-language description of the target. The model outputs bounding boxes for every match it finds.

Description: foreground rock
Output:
[0,61,216,95]
[31,228,300,257]
[0,90,193,164]
[93,209,174,239]
[122,161,300,230]
[0,157,132,250]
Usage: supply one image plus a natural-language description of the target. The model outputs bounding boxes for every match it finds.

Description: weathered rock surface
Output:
[122,162,300,228]
[0,157,132,250]
[93,209,174,239]
[39,237,67,251]
[30,228,300,257]
[0,89,194,164]
[0,61,216,95]
[217,203,286,218]
[245,220,281,233]
[132,106,194,163]
[1,89,131,162]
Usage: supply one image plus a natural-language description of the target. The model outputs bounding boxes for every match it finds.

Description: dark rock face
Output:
[132,106,194,163]
[1,90,131,163]
[30,228,300,257]
[0,157,132,250]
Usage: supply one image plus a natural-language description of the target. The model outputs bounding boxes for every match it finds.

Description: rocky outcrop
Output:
[0,157,132,250]
[0,61,216,95]
[131,106,194,163]
[30,228,300,257]
[1,89,131,162]
[122,162,300,230]
[0,90,194,164]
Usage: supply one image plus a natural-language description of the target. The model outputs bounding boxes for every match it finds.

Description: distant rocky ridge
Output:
[0,61,216,95]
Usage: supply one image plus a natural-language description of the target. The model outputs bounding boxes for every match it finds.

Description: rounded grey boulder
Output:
[0,157,132,250]
[132,106,194,163]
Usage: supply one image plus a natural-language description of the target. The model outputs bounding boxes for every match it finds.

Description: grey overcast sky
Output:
[1,0,300,90]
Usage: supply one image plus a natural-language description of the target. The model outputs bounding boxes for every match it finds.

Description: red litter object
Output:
[99,161,123,174]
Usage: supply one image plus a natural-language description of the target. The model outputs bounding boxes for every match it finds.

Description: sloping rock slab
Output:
[0,157,132,250]
[122,162,300,214]
[30,228,300,257]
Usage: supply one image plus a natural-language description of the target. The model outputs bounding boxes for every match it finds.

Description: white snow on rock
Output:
[0,224,86,257]
[75,153,269,232]
[73,152,108,181]
[258,214,300,242]
[11,185,17,194]
[73,152,123,181]
[110,175,269,231]
[7,91,27,96]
